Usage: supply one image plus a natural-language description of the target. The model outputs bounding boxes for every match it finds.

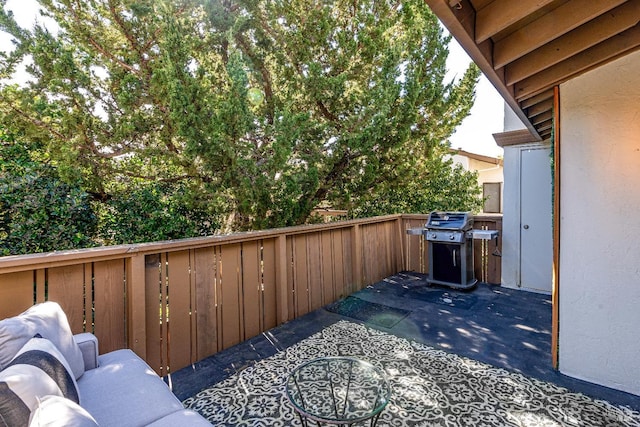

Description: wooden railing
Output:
[0,214,501,374]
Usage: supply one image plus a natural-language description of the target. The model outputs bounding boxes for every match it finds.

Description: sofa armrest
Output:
[74,332,99,371]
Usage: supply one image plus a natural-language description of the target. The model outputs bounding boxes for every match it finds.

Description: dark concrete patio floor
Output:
[168,271,640,412]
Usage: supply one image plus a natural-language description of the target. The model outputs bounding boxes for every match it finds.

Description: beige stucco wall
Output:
[503,103,527,132]
[559,50,640,395]
[451,154,504,213]
[467,158,503,186]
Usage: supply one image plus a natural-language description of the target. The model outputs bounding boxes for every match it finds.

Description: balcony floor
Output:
[168,271,640,412]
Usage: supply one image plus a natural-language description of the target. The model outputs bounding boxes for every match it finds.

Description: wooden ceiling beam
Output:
[536,119,553,132]
[527,99,553,118]
[424,0,542,140]
[493,0,627,68]
[519,90,554,109]
[538,131,553,141]
[531,111,553,126]
[469,0,493,10]
[439,0,496,67]
[515,24,640,100]
[475,0,556,43]
[506,0,640,85]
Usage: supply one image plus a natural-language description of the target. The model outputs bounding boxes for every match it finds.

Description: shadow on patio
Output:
[169,272,640,416]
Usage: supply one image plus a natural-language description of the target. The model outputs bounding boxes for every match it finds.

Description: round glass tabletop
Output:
[285,356,391,425]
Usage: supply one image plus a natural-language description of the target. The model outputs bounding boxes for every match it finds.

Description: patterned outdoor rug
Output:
[183,321,640,426]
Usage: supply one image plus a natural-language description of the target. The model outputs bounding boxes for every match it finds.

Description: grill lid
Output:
[426,211,473,231]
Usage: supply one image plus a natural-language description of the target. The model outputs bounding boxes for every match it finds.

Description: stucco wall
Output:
[451,153,470,170]
[451,154,504,213]
[503,103,526,131]
[559,50,640,395]
[468,158,503,186]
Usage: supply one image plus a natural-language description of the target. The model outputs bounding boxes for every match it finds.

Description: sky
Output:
[445,37,505,158]
[1,1,505,158]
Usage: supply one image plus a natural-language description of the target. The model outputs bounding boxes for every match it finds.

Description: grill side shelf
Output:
[406,228,426,236]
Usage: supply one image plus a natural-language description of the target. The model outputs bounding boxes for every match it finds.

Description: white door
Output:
[519,147,553,293]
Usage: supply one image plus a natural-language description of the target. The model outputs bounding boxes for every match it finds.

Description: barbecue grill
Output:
[407,211,499,289]
[425,212,475,289]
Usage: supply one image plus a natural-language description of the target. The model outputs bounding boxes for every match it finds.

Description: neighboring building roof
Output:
[425,0,640,142]
[450,148,503,166]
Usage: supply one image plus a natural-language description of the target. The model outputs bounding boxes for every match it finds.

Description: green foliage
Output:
[0,131,97,255]
[355,153,483,217]
[95,182,219,245]
[0,0,482,254]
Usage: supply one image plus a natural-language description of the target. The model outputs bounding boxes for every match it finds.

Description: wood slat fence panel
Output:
[306,233,324,313]
[382,221,398,280]
[241,241,262,340]
[144,254,163,376]
[320,231,335,306]
[285,235,295,321]
[340,228,354,297]
[220,243,242,350]
[166,250,192,374]
[292,235,309,318]
[0,214,502,375]
[93,259,126,353]
[35,269,45,304]
[361,222,377,285]
[47,264,86,334]
[472,216,503,285]
[261,239,278,331]
[193,247,218,360]
[403,218,428,273]
[330,230,344,301]
[0,271,33,318]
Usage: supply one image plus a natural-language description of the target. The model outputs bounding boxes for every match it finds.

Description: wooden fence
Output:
[0,214,501,374]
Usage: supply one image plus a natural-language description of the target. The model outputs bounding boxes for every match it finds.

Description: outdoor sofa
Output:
[0,302,210,426]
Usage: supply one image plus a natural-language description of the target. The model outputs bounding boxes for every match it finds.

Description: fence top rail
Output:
[0,214,407,274]
[0,213,501,274]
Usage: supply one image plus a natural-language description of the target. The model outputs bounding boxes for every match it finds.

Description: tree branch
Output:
[119,171,203,183]
[4,102,65,140]
[315,100,342,128]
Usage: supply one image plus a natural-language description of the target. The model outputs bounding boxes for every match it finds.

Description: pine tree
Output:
[0,0,480,244]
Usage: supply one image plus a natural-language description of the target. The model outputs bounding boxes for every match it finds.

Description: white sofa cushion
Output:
[145,409,213,426]
[73,333,99,371]
[29,395,98,427]
[77,349,185,427]
[0,302,85,379]
[0,338,79,426]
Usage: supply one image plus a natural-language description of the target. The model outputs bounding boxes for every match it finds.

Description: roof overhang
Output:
[426,0,640,142]
[492,129,539,148]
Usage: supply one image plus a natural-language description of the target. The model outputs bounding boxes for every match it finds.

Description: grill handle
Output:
[453,249,457,267]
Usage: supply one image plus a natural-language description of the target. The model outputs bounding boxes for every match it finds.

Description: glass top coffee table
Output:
[285,356,391,426]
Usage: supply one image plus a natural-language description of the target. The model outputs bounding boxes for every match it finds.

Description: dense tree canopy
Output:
[0,0,481,254]
[0,130,96,255]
